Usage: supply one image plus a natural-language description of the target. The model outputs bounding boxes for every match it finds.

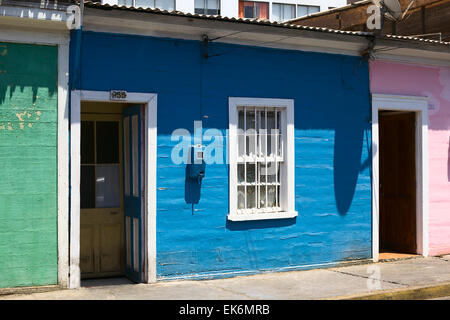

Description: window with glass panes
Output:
[272,3,296,22]
[297,5,320,17]
[236,106,285,213]
[229,98,296,221]
[239,1,270,19]
[118,0,175,11]
[195,0,220,15]
[81,120,121,209]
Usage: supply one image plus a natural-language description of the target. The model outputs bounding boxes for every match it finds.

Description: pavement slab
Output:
[1,256,449,300]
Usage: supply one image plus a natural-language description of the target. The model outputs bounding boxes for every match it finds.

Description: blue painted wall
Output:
[71,31,372,280]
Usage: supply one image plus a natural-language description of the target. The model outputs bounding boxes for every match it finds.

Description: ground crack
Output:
[328,269,408,287]
[202,282,259,300]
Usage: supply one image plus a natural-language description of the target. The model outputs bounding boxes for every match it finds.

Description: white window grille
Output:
[228,98,297,221]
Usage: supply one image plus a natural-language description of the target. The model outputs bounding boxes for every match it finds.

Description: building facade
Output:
[100,0,347,21]
[370,60,450,257]
[0,1,449,291]
[0,0,70,289]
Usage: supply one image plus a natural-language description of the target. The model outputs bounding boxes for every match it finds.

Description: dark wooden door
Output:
[379,111,417,253]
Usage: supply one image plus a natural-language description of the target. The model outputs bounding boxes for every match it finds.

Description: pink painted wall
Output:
[370,60,450,256]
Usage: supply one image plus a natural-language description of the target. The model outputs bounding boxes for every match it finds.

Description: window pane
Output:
[155,0,174,11]
[246,109,255,130]
[267,185,276,207]
[246,132,257,157]
[238,186,245,209]
[238,133,245,157]
[81,165,95,209]
[255,2,269,19]
[132,115,139,197]
[96,121,119,164]
[246,186,256,209]
[267,111,275,156]
[195,0,204,9]
[96,164,120,208]
[297,5,308,17]
[206,8,220,14]
[259,185,266,208]
[246,110,256,156]
[238,110,245,129]
[246,163,255,183]
[207,0,218,10]
[81,121,94,164]
[272,3,281,21]
[273,3,295,22]
[308,6,320,14]
[123,117,130,196]
[283,4,295,20]
[277,110,282,157]
[134,0,153,8]
[243,2,254,18]
[238,164,245,183]
[267,162,278,183]
[258,163,267,182]
[118,0,134,6]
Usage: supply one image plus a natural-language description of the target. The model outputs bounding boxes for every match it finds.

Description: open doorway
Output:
[80,101,145,283]
[70,90,157,289]
[378,110,417,259]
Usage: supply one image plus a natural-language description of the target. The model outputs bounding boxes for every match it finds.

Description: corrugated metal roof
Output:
[80,1,450,47]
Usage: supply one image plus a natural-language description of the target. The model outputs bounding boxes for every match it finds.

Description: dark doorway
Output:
[379,111,417,254]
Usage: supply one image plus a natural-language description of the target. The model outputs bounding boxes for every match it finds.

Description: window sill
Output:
[227,211,298,222]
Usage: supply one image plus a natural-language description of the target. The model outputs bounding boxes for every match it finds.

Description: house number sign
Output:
[110,90,128,101]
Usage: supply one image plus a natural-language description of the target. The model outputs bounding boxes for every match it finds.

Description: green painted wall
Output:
[0,42,58,288]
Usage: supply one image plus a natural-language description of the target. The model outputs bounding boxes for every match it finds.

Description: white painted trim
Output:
[0,28,68,45]
[371,94,429,262]
[0,28,71,288]
[57,42,70,288]
[69,90,157,288]
[228,97,297,222]
[228,211,298,222]
[0,6,69,23]
[69,91,81,289]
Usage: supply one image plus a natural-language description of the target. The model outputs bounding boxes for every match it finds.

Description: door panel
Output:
[80,225,96,274]
[100,223,123,273]
[80,114,125,279]
[379,111,417,253]
[122,106,143,283]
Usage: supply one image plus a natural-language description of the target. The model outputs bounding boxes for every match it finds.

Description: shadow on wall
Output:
[334,121,371,215]
[219,55,372,230]
[0,42,57,105]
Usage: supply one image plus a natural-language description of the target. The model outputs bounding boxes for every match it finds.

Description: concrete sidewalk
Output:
[2,255,450,300]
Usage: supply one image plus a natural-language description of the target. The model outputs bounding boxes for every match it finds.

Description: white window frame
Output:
[228,97,297,222]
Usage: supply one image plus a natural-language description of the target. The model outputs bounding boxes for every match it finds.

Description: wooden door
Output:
[80,114,125,278]
[122,106,143,283]
[379,111,417,253]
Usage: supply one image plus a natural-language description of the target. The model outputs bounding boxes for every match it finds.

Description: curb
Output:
[328,282,450,300]
[0,285,63,297]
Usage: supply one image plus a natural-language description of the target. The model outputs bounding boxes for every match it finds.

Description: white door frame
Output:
[69,90,157,288]
[371,94,429,262]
